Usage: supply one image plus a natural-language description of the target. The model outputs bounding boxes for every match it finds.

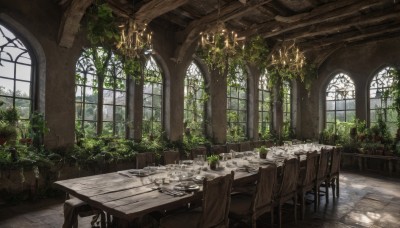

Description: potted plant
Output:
[259,146,268,159]
[207,155,220,170]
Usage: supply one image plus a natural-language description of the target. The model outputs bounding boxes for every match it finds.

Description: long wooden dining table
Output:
[53,145,332,222]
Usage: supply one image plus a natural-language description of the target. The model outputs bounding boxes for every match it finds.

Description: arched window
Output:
[258,72,272,137]
[143,56,163,138]
[325,73,356,130]
[369,67,397,134]
[184,61,206,136]
[75,47,127,137]
[0,23,33,124]
[227,66,247,142]
[283,81,291,134]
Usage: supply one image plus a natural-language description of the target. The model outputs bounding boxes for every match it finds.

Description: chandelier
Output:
[199,0,241,58]
[271,41,306,73]
[116,1,152,58]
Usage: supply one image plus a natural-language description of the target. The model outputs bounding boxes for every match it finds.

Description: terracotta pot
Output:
[259,153,267,159]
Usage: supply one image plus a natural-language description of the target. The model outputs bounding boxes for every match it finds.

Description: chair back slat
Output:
[163,151,180,165]
[191,147,207,160]
[252,165,277,211]
[240,141,252,152]
[317,148,331,180]
[330,148,341,175]
[226,143,240,153]
[200,172,234,228]
[136,152,156,169]
[211,145,227,155]
[302,151,319,186]
[278,158,299,196]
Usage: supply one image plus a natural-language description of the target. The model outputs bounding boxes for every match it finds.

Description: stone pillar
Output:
[209,68,227,144]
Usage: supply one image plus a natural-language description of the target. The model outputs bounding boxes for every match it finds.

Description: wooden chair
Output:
[164,150,180,165]
[63,196,106,228]
[211,144,227,155]
[297,151,320,219]
[136,152,156,169]
[326,148,341,201]
[316,148,331,206]
[226,143,240,153]
[239,141,252,152]
[274,158,299,228]
[229,165,277,228]
[160,171,234,228]
[252,140,264,149]
[191,146,207,160]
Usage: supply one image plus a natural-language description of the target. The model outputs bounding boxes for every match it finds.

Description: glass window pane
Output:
[15,64,31,81]
[326,101,335,110]
[84,104,97,121]
[116,91,126,105]
[0,97,13,109]
[103,90,114,105]
[346,99,355,110]
[103,104,113,121]
[0,61,15,78]
[0,78,14,95]
[370,98,381,109]
[336,111,345,122]
[102,122,113,135]
[85,86,98,103]
[336,100,345,110]
[115,106,125,122]
[83,121,96,137]
[76,103,83,120]
[346,111,355,121]
[326,111,335,122]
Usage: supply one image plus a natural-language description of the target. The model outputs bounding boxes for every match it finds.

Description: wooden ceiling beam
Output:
[57,0,94,48]
[135,0,189,25]
[241,0,395,38]
[286,8,400,41]
[301,25,400,51]
[175,0,272,62]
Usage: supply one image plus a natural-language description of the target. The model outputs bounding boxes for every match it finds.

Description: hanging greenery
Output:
[386,68,400,129]
[86,1,120,48]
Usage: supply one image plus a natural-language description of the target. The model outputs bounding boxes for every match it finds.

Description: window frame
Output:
[258,72,272,136]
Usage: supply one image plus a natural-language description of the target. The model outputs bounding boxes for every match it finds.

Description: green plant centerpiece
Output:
[207,155,220,170]
[258,146,268,159]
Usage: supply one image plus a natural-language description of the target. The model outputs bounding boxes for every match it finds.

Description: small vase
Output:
[259,153,267,159]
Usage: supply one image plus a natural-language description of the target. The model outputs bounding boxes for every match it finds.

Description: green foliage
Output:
[258,146,268,154]
[0,108,19,125]
[386,68,400,129]
[0,121,18,141]
[182,134,208,153]
[207,154,219,164]
[242,36,270,73]
[86,2,119,48]
[227,111,245,142]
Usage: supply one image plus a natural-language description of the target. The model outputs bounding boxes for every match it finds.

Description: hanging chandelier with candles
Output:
[116,1,152,59]
[271,41,306,74]
[198,0,242,69]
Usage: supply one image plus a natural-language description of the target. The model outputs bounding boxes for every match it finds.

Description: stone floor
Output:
[0,170,399,228]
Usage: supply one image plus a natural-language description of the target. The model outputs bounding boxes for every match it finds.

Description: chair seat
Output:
[65,198,95,217]
[160,209,202,228]
[229,194,252,217]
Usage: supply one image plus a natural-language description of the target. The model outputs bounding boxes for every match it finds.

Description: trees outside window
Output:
[75,47,127,137]
[258,72,272,138]
[369,67,397,135]
[227,66,247,142]
[142,56,163,139]
[184,61,206,137]
[325,73,356,131]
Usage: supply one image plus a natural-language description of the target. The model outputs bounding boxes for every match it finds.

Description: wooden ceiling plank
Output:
[286,9,400,41]
[57,0,94,48]
[241,0,395,38]
[135,0,189,25]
